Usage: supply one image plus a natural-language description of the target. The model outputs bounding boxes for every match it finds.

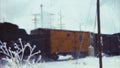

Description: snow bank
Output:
[0,40,119,68]
[58,55,73,60]
[45,56,120,68]
[1,56,120,68]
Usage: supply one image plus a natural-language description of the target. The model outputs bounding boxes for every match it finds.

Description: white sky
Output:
[0,0,120,34]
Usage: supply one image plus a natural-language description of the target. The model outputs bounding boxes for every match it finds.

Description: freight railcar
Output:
[93,33,120,56]
[0,22,28,48]
[30,28,92,60]
[0,22,28,58]
[0,22,120,60]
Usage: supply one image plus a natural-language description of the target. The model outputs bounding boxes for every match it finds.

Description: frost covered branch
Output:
[0,38,41,67]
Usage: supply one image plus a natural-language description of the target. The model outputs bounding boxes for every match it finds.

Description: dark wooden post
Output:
[97,0,103,68]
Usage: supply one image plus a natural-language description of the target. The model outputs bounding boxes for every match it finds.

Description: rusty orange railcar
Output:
[50,30,91,54]
[30,28,92,60]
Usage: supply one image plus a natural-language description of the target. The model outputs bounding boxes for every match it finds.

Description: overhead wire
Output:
[79,0,93,53]
[112,0,120,43]
[112,0,116,33]
[84,0,93,31]
[79,0,93,56]
[74,0,93,68]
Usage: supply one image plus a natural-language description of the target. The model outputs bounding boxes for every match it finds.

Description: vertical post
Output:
[49,13,54,29]
[33,14,37,28]
[60,10,62,29]
[79,23,81,31]
[50,14,52,28]
[97,0,103,68]
[40,4,43,28]
[33,14,40,29]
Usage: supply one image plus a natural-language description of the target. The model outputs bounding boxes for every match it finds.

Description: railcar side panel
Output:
[50,30,91,54]
[50,30,75,53]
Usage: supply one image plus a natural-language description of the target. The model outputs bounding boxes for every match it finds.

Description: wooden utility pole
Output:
[97,0,103,68]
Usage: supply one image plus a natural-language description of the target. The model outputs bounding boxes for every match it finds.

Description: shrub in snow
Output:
[0,38,41,68]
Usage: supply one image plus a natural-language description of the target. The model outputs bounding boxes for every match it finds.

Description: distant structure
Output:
[33,4,56,29]
[40,4,43,28]
[33,14,40,29]
[48,13,54,29]
[59,10,62,29]
[0,17,5,22]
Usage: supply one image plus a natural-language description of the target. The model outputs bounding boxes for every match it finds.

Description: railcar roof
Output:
[31,28,92,33]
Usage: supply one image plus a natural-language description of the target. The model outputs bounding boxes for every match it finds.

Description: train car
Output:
[1,22,119,60]
[93,33,120,56]
[111,33,120,55]
[0,22,28,42]
[0,22,28,58]
[30,28,92,60]
[50,30,91,54]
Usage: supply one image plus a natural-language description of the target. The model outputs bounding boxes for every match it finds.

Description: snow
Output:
[0,40,119,68]
[43,56,120,68]
[58,55,73,60]
[1,56,120,68]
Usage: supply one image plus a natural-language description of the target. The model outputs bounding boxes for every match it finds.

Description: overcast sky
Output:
[0,0,120,34]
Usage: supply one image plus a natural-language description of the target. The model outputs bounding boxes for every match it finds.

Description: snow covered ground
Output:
[0,40,119,68]
[43,56,120,68]
[1,56,120,68]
